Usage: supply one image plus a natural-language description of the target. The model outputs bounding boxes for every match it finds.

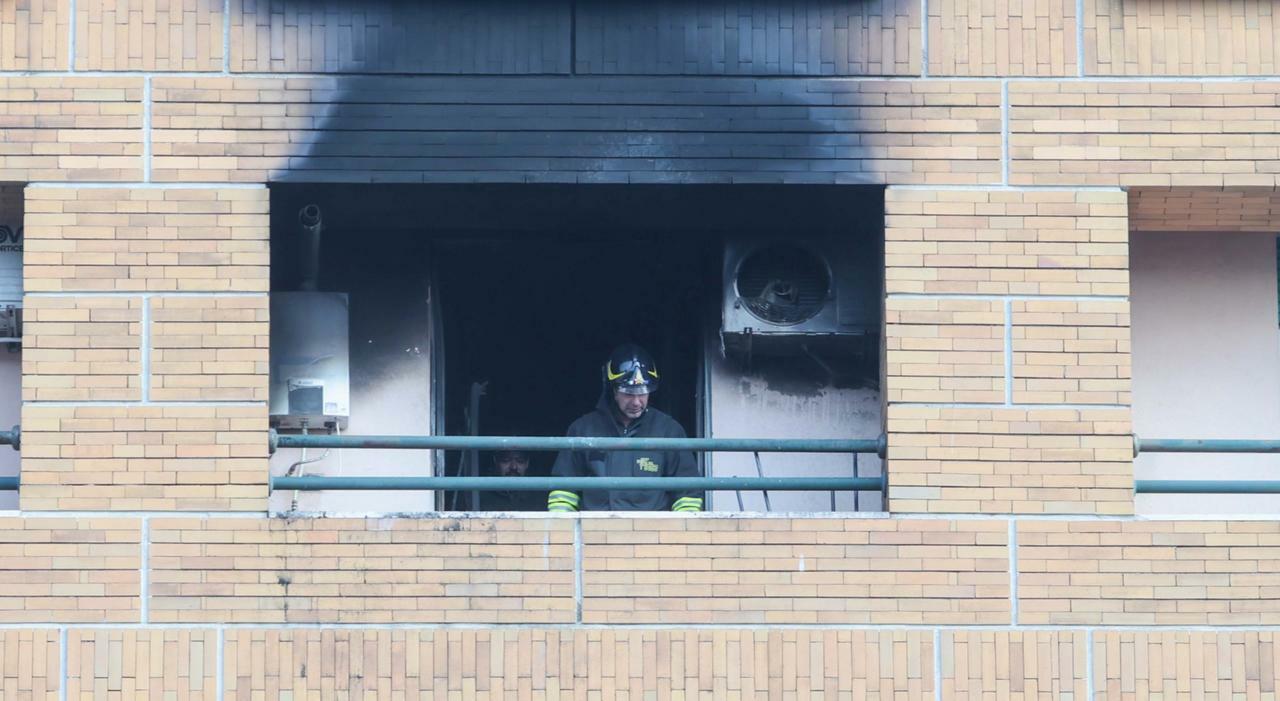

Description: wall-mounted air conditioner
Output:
[721,238,878,357]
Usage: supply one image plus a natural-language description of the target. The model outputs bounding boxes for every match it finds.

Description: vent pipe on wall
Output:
[298,204,323,291]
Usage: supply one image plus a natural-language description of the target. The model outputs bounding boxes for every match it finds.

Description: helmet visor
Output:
[607,358,658,394]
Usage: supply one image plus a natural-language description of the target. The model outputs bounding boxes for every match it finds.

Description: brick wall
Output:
[0,0,69,71]
[1084,0,1280,76]
[1093,631,1280,699]
[581,518,1010,625]
[1018,520,1280,625]
[9,0,1274,80]
[20,185,269,511]
[884,188,1133,514]
[0,77,142,182]
[23,187,269,293]
[19,404,267,511]
[6,0,1280,696]
[74,0,223,71]
[0,518,140,623]
[147,518,576,624]
[928,0,1078,76]
[148,76,1003,185]
[221,628,934,700]
[66,629,217,700]
[8,623,1279,699]
[1010,81,1280,188]
[2,515,1280,696]
[1130,187,1280,232]
[22,296,142,402]
[941,631,1087,700]
[0,630,59,700]
[884,189,1130,296]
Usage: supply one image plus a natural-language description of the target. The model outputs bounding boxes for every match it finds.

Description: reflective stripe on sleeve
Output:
[548,490,581,512]
[671,496,703,512]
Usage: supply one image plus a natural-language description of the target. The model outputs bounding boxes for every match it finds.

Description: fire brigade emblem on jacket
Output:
[636,457,659,473]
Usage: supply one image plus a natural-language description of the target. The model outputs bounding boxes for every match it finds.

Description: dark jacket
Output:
[479,488,545,512]
[548,395,702,511]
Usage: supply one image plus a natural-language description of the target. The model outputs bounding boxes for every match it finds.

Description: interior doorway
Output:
[433,234,713,507]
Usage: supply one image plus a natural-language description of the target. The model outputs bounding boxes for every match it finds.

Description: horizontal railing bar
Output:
[1136,438,1280,454]
[1135,480,1280,494]
[272,431,886,455]
[272,476,885,492]
[0,476,14,490]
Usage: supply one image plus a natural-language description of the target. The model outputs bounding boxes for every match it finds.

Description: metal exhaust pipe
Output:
[298,204,323,291]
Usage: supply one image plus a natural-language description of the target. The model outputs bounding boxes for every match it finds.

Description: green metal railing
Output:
[270,431,887,494]
[1134,438,1280,455]
[1,428,1278,496]
[270,431,885,455]
[274,475,884,492]
[1133,480,1280,494]
[1133,437,1280,495]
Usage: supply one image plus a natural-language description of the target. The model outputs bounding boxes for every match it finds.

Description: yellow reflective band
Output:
[672,497,703,512]
[548,503,577,512]
[605,363,625,381]
[549,490,580,504]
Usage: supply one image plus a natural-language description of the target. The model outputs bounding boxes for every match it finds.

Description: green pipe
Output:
[272,475,886,492]
[272,431,886,456]
[0,476,14,490]
[1135,480,1280,494]
[1136,438,1280,454]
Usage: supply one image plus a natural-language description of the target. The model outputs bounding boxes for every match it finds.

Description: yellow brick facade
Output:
[22,296,141,402]
[0,518,140,623]
[1084,0,1280,76]
[22,187,269,293]
[885,188,1133,515]
[0,0,68,71]
[580,518,1009,625]
[1093,631,1280,699]
[0,630,59,700]
[941,631,1088,700]
[66,629,217,700]
[1018,520,1280,626]
[19,405,267,511]
[1010,81,1280,188]
[928,0,1078,76]
[1130,187,1280,232]
[221,628,935,700]
[4,0,1280,696]
[74,0,224,72]
[148,518,576,624]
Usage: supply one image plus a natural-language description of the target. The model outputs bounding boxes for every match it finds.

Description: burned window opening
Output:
[269,184,884,515]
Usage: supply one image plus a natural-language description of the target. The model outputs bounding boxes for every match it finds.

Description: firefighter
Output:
[479,449,543,511]
[547,344,703,512]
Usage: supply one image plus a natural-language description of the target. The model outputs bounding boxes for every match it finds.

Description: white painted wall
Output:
[0,349,19,510]
[1131,230,1280,515]
[268,322,434,514]
[706,351,883,513]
